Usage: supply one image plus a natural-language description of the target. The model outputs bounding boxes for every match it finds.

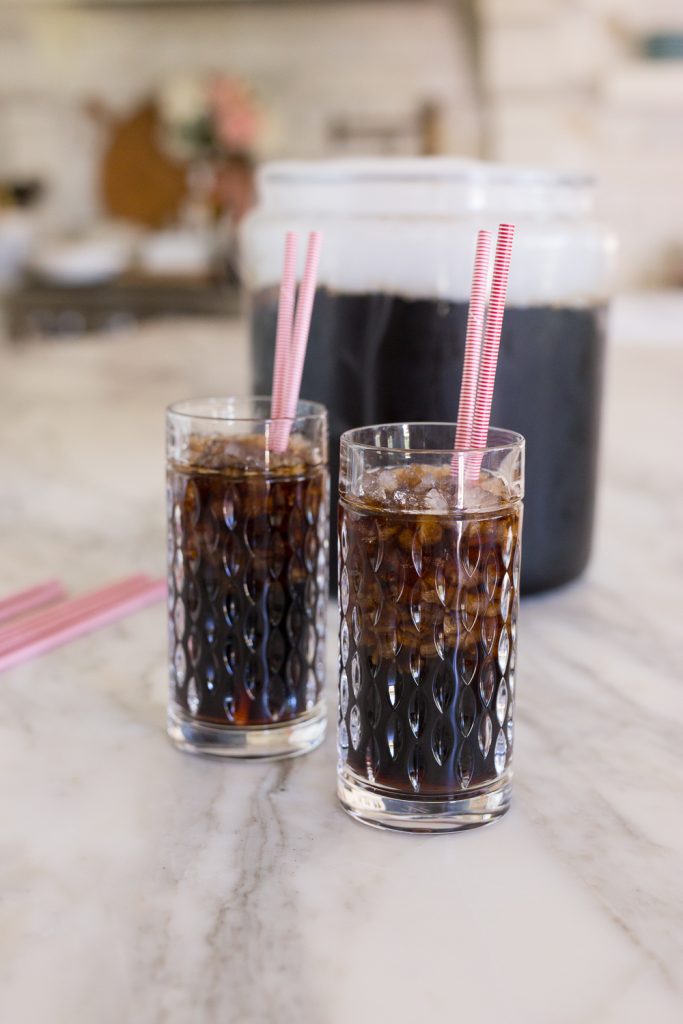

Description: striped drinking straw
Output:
[270,231,322,453]
[468,223,516,481]
[452,228,493,473]
[271,231,298,421]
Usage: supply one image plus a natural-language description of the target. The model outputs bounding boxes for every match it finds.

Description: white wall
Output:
[0,2,478,229]
[477,0,683,286]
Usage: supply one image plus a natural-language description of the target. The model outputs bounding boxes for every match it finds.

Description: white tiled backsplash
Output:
[0,2,477,230]
[1,0,682,286]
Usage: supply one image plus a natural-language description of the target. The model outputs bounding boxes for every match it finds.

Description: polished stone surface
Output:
[0,306,681,1023]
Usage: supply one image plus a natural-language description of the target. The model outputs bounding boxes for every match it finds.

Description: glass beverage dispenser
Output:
[241,158,616,593]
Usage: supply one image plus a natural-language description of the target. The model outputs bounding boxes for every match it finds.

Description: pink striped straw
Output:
[271,231,322,453]
[271,231,298,421]
[0,574,152,651]
[0,579,66,625]
[0,576,165,673]
[452,229,493,473]
[468,223,516,481]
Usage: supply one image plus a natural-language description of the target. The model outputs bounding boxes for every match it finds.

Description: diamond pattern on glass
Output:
[494,730,508,775]
[168,458,327,726]
[411,529,423,577]
[478,713,492,758]
[386,715,402,760]
[496,679,508,726]
[337,491,520,798]
[173,549,184,591]
[408,690,427,738]
[458,524,480,577]
[187,677,200,716]
[352,605,362,645]
[484,552,499,599]
[349,705,361,749]
[340,566,350,614]
[173,600,186,640]
[408,746,425,792]
[497,626,510,675]
[387,664,401,708]
[456,684,477,738]
[502,524,513,568]
[351,652,362,697]
[340,670,349,716]
[340,518,348,561]
[365,738,380,782]
[432,662,454,713]
[479,659,496,706]
[500,573,512,622]
[459,589,479,632]
[457,744,474,789]
[340,618,350,666]
[174,645,187,686]
[431,720,453,766]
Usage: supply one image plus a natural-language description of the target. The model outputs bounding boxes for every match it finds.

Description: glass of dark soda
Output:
[167,397,328,758]
[337,423,524,830]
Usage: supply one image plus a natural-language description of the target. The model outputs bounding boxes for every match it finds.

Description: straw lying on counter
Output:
[269,229,322,454]
[0,574,165,674]
[0,579,66,625]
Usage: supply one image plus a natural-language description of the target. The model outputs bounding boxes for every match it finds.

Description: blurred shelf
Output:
[60,1,413,8]
[3,274,241,340]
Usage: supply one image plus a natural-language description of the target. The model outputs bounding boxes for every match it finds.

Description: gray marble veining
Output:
[0,315,681,1023]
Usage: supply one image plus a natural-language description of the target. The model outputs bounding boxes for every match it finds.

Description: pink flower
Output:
[208,75,259,151]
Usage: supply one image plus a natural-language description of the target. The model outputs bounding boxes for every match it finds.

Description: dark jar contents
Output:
[252,288,603,593]
[338,464,521,796]
[168,434,328,727]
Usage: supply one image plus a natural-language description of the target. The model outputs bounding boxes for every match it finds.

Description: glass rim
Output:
[260,157,593,190]
[340,423,524,457]
[166,395,327,425]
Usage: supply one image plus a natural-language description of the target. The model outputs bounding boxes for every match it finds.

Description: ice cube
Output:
[424,487,449,512]
[378,468,399,490]
[416,469,439,492]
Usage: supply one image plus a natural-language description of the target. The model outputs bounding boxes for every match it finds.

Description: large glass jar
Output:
[241,158,616,593]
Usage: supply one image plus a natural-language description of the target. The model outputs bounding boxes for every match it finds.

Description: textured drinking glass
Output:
[167,397,328,758]
[337,424,524,831]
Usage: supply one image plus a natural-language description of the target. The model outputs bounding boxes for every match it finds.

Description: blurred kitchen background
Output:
[0,0,682,339]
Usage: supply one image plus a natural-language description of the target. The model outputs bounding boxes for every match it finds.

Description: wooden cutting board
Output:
[100,101,187,228]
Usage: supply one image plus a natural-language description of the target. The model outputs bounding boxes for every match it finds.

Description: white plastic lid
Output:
[256,157,595,219]
[241,158,616,305]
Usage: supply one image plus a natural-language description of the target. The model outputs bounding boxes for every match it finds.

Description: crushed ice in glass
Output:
[360,463,509,513]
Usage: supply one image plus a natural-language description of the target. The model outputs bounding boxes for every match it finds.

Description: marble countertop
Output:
[0,306,682,1023]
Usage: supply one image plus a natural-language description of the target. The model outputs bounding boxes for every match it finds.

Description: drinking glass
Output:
[337,423,524,830]
[167,397,328,758]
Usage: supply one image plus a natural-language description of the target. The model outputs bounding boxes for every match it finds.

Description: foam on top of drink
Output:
[356,463,512,515]
[176,432,323,476]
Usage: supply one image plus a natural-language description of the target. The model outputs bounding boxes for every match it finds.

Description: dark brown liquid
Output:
[338,487,521,795]
[168,435,328,726]
[252,288,603,593]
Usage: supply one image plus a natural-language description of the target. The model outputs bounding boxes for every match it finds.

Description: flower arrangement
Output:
[158,73,261,160]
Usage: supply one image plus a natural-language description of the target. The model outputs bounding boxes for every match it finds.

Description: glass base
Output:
[167,701,326,760]
[337,764,512,833]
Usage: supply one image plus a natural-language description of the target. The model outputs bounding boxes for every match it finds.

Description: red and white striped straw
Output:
[0,574,152,652]
[452,229,493,471]
[272,230,322,453]
[468,223,515,481]
[0,576,165,673]
[271,231,298,420]
[0,579,66,625]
